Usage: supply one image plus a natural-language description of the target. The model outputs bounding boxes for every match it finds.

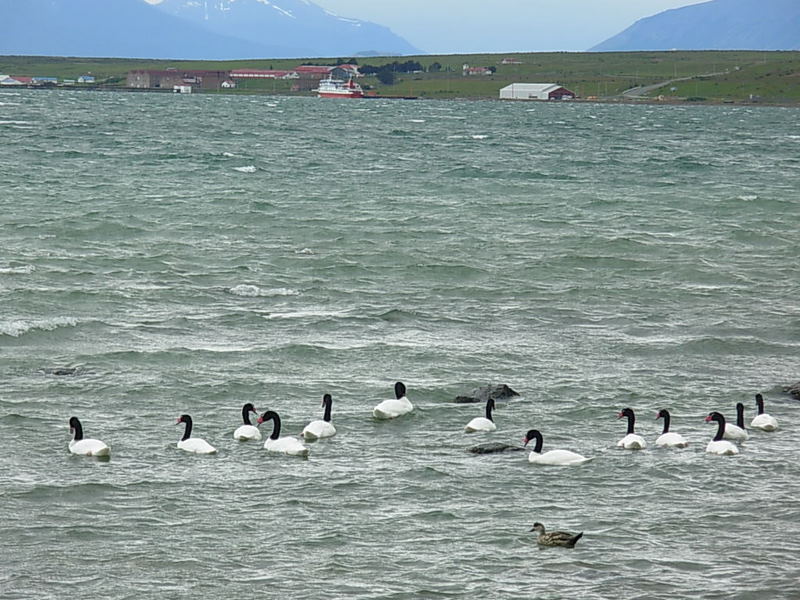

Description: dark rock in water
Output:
[784,382,800,399]
[455,384,520,404]
[41,367,79,376]
[467,442,525,454]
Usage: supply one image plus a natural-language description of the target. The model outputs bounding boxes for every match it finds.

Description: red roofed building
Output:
[462,65,493,76]
[0,76,32,85]
[294,65,334,79]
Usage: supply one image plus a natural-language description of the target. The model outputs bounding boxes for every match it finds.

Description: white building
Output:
[500,83,575,100]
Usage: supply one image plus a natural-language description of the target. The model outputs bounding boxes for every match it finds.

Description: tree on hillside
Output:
[376,70,396,85]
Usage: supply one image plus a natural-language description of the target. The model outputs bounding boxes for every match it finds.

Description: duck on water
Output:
[530,522,583,547]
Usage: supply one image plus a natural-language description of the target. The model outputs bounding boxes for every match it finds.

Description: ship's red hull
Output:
[318,91,364,99]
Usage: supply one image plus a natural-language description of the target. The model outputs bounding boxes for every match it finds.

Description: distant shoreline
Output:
[2,50,799,105]
[5,84,797,109]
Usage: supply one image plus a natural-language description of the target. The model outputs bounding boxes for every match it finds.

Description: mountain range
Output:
[591,0,800,51]
[0,0,797,60]
[0,0,418,59]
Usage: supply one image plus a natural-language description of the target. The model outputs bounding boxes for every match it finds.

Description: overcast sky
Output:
[312,0,707,53]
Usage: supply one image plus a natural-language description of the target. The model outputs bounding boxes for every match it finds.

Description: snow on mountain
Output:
[0,0,418,59]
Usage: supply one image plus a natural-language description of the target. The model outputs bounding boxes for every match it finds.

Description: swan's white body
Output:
[264,436,309,457]
[465,416,496,433]
[302,420,336,441]
[302,394,336,441]
[655,432,688,448]
[528,449,589,466]
[68,417,110,457]
[233,424,261,441]
[373,396,413,420]
[69,438,110,457]
[706,439,739,456]
[178,438,217,454]
[617,433,647,450]
[750,413,778,432]
[723,424,748,441]
[258,410,309,457]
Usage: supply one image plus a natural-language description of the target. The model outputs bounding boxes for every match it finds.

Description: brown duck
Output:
[530,522,583,547]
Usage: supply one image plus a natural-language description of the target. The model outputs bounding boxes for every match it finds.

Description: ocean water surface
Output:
[1,89,799,599]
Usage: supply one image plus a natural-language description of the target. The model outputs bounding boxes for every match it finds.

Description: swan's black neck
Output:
[622,410,635,435]
[322,394,332,422]
[525,430,543,453]
[260,411,281,440]
[241,404,255,426]
[180,415,193,441]
[755,394,765,415]
[485,398,495,422]
[395,381,406,399]
[711,413,725,442]
[736,403,746,429]
[69,417,84,441]
[658,410,671,434]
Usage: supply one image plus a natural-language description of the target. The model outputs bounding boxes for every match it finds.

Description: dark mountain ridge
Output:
[591,0,800,52]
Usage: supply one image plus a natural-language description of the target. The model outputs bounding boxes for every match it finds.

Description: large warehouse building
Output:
[499,83,575,100]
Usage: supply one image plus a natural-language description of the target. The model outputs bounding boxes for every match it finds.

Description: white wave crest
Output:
[0,316,79,338]
[229,284,261,297]
[234,165,257,173]
[0,265,35,274]
[229,285,300,297]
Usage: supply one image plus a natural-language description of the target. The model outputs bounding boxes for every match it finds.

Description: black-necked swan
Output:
[530,522,583,547]
[723,402,749,441]
[616,407,647,449]
[705,412,740,455]
[176,414,217,454]
[523,429,589,465]
[465,398,497,433]
[655,408,688,448]
[233,402,261,441]
[750,393,778,431]
[372,381,413,420]
[68,416,110,457]
[302,393,337,441]
[258,410,309,457]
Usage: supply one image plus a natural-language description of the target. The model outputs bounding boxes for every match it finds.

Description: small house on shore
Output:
[500,83,575,100]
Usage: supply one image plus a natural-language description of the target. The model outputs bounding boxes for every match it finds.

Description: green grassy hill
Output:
[1,51,798,104]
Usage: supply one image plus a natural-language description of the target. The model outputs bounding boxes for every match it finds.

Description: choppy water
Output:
[1,89,799,599]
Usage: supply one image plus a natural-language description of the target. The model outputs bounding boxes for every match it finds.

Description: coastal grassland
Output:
[1,51,798,103]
